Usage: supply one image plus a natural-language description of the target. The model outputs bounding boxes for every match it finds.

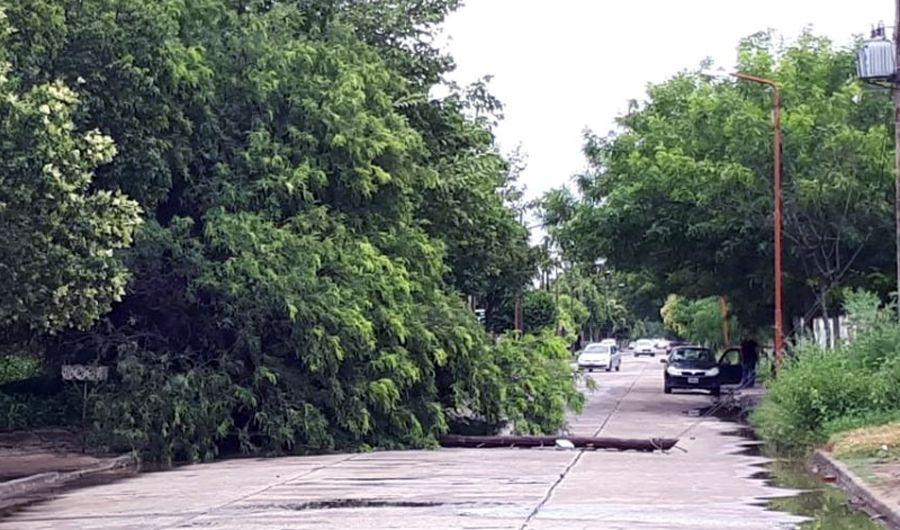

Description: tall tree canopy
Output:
[544,31,894,334]
[0,0,572,462]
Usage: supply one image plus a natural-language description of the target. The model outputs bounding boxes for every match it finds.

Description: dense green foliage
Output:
[542,32,894,333]
[0,29,141,334]
[540,191,664,341]
[491,332,584,434]
[661,295,738,348]
[489,290,559,334]
[0,0,577,462]
[1,389,79,431]
[556,294,589,342]
[752,291,900,452]
[0,354,39,386]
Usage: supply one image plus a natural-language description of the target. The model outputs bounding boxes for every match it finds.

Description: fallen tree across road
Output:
[440,435,678,452]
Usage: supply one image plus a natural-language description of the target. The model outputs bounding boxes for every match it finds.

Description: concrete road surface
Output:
[1,355,808,529]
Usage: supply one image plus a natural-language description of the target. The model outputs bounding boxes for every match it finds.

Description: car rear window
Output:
[584,345,611,354]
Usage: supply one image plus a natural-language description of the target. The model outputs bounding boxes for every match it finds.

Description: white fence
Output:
[794,315,852,349]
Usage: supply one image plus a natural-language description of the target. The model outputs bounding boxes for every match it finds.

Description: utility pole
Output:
[732,72,784,368]
[705,69,786,366]
[773,83,785,364]
[857,6,900,317]
[894,0,900,319]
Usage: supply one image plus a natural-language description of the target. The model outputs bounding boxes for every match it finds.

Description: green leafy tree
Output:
[409,83,537,321]
[489,290,559,334]
[0,50,141,334]
[557,294,589,342]
[661,295,737,348]
[545,31,893,333]
[0,0,576,459]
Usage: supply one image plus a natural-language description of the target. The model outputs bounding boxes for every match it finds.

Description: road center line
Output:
[519,359,650,530]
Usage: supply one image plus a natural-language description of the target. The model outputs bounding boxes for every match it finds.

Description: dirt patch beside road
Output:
[0,429,103,482]
[0,429,138,511]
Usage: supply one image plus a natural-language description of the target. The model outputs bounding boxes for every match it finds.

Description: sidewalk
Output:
[813,450,900,529]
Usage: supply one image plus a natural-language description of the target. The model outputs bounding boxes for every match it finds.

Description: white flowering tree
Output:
[0,63,142,334]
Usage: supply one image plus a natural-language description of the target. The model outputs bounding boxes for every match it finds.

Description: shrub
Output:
[752,291,900,452]
[0,389,80,431]
[489,290,560,334]
[91,352,238,464]
[0,355,41,386]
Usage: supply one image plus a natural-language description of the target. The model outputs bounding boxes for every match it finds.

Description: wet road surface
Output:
[0,354,808,529]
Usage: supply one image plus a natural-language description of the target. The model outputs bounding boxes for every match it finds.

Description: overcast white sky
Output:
[441,0,893,202]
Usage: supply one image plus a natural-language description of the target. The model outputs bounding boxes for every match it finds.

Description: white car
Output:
[634,339,657,357]
[578,343,622,372]
[653,339,671,356]
[599,338,617,347]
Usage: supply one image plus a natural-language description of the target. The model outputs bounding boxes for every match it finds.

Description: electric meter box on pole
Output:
[857,32,897,81]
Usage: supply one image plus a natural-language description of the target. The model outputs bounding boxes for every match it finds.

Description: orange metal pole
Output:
[733,73,784,369]
[773,86,784,368]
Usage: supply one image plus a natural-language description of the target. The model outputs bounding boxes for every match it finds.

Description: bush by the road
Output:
[752,291,900,453]
[491,332,585,434]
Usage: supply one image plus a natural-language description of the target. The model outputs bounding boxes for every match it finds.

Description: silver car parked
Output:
[577,343,622,372]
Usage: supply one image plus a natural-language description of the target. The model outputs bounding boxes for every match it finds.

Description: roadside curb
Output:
[0,454,139,508]
[812,449,900,529]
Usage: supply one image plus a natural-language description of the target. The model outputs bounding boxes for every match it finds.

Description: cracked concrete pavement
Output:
[0,354,808,529]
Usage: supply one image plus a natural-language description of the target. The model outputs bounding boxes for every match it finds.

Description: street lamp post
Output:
[729,73,785,369]
[702,69,786,368]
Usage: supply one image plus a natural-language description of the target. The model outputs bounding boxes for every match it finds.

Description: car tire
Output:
[711,387,721,397]
[664,385,672,394]
[651,353,655,357]
[615,364,620,372]
[605,366,611,372]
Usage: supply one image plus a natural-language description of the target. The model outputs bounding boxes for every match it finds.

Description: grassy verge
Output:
[829,422,900,461]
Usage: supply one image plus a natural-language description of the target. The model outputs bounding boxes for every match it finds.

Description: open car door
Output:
[717,347,743,386]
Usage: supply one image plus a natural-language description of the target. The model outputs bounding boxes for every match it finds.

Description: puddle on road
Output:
[766,459,883,529]
[710,406,884,530]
